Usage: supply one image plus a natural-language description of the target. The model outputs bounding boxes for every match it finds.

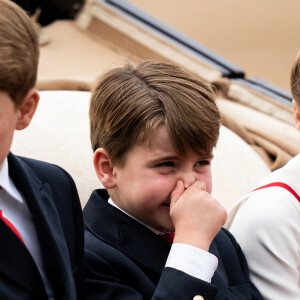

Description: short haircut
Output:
[291,52,300,106]
[0,0,39,106]
[90,61,221,165]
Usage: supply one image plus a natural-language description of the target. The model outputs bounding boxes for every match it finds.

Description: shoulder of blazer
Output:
[10,154,75,186]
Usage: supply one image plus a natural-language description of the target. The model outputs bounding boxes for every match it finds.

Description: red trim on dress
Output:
[252,182,300,203]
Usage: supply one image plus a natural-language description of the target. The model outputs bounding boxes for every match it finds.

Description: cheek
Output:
[0,122,14,156]
[140,175,176,198]
[197,171,212,194]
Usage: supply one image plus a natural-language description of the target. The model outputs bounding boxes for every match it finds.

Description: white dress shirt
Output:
[108,197,218,282]
[0,158,54,299]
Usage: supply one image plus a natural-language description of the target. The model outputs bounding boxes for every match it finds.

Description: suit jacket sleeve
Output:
[84,246,218,300]
[83,190,262,299]
[84,230,262,299]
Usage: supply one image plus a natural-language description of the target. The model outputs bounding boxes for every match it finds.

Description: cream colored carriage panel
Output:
[37,0,222,91]
[38,21,123,90]
[217,98,300,157]
[11,91,269,210]
[212,126,270,210]
[11,91,100,208]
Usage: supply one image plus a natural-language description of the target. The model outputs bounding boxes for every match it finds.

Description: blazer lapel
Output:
[84,189,171,274]
[8,153,76,299]
[0,217,47,298]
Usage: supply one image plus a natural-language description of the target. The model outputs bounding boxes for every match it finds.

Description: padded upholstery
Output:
[11,91,100,208]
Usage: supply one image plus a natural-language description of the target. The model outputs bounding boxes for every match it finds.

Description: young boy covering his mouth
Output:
[84,61,262,299]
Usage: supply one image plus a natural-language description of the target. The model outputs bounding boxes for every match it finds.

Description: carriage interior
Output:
[11,0,300,210]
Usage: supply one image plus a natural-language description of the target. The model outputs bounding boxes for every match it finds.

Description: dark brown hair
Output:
[0,0,39,106]
[90,61,221,165]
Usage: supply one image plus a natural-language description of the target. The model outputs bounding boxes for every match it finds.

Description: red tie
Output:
[0,209,25,244]
[161,232,175,244]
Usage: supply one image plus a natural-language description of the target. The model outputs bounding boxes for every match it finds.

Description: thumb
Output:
[170,180,184,205]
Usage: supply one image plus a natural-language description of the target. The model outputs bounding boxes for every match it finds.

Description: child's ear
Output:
[293,99,300,131]
[16,89,39,130]
[93,148,117,189]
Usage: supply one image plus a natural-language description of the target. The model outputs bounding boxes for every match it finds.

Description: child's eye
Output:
[155,161,176,174]
[195,160,211,166]
[156,161,175,168]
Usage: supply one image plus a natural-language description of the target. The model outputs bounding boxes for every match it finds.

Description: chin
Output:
[161,222,175,233]
[153,222,174,233]
[152,214,174,232]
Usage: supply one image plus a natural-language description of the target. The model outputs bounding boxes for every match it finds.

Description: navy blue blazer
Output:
[84,189,262,300]
[0,153,85,299]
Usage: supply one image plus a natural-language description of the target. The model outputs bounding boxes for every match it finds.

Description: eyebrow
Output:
[146,155,179,165]
[147,153,214,165]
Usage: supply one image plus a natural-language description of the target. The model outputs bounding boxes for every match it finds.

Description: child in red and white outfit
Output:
[226,52,300,300]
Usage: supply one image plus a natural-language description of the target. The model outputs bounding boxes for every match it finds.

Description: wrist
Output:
[173,232,211,251]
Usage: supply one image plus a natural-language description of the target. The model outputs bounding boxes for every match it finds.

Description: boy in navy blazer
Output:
[0,1,85,298]
[84,61,263,299]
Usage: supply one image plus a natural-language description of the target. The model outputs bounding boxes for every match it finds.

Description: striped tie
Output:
[0,209,25,244]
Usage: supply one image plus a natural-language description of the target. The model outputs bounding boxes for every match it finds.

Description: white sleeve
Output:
[165,243,218,282]
[229,189,300,300]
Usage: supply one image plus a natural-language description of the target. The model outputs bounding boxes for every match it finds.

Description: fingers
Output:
[190,180,206,191]
[170,181,227,250]
[170,180,184,205]
[171,180,207,209]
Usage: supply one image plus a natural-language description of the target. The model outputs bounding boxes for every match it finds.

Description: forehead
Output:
[143,125,174,154]
[126,125,211,163]
[116,125,173,167]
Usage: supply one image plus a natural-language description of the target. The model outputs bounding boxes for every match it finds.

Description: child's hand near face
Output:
[170,180,227,251]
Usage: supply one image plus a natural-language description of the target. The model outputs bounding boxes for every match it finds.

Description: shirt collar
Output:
[108,197,162,235]
[0,157,24,203]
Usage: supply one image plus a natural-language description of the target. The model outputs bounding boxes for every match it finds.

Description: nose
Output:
[179,170,196,189]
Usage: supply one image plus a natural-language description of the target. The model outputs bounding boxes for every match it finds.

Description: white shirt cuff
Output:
[165,243,218,282]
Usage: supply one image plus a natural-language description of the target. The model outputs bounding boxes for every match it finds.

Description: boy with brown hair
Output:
[0,1,85,298]
[84,61,262,299]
